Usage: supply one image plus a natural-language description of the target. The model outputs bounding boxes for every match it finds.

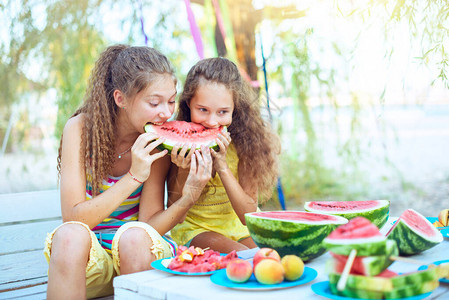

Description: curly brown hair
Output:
[177,57,280,202]
[57,45,176,196]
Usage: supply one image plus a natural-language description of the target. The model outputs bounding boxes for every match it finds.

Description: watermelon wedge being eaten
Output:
[245,211,348,261]
[386,209,443,256]
[304,200,390,229]
[144,121,227,153]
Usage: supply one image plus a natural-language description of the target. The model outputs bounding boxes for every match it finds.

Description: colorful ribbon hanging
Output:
[184,0,205,59]
[138,0,149,45]
[203,0,218,57]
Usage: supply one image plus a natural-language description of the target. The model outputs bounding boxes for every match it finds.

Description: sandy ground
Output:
[1,105,448,218]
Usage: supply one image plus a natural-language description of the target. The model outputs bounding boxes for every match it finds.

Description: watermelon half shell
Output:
[144,121,227,153]
[245,211,348,262]
[304,200,390,229]
[386,209,443,256]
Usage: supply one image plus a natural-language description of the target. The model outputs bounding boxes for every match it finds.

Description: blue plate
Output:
[418,259,449,283]
[151,256,222,276]
[311,281,432,300]
[210,266,317,290]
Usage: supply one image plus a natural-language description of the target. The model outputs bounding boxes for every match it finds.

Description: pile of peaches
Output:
[225,248,304,285]
[433,209,448,227]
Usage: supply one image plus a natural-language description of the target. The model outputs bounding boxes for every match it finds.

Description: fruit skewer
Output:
[337,249,357,291]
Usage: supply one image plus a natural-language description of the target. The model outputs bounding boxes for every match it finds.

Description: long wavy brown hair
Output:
[57,45,176,196]
[177,57,280,202]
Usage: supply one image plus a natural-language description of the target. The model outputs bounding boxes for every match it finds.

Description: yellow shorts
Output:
[44,221,175,299]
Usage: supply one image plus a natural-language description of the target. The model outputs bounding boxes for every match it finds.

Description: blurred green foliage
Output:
[1,0,448,201]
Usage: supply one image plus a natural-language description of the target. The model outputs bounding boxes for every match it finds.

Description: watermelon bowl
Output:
[245,211,349,262]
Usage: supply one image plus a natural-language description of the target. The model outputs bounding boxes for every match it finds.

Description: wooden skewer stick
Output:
[390,256,437,268]
[337,249,357,291]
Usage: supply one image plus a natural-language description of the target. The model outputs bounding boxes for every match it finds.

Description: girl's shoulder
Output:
[63,113,85,135]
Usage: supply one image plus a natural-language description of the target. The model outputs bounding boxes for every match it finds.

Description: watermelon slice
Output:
[386,209,443,255]
[144,121,227,153]
[329,266,439,297]
[327,239,398,276]
[304,200,390,229]
[245,211,348,261]
[323,217,389,256]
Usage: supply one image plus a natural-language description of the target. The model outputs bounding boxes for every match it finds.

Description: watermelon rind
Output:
[245,211,348,262]
[329,267,439,299]
[329,279,438,299]
[328,272,392,292]
[304,200,390,229]
[384,280,438,299]
[144,123,226,154]
[329,283,383,299]
[386,209,443,256]
[323,235,388,256]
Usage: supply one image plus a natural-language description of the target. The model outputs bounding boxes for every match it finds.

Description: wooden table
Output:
[114,226,449,299]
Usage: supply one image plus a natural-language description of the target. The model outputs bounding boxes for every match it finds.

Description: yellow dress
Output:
[170,143,251,246]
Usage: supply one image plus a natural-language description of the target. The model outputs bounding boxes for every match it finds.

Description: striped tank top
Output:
[87,174,141,252]
[86,174,176,254]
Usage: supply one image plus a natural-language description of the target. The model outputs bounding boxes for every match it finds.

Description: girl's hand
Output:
[129,133,168,182]
[170,143,195,169]
[211,132,231,173]
[181,146,212,206]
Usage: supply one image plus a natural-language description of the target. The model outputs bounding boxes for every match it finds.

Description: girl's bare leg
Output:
[239,236,257,249]
[119,227,156,274]
[190,231,249,253]
[47,223,91,300]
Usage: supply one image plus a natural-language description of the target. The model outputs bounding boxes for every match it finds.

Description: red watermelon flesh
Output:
[327,217,383,240]
[306,200,382,212]
[387,209,439,238]
[329,239,398,276]
[145,121,226,152]
[249,211,348,224]
[168,246,238,273]
[378,269,398,278]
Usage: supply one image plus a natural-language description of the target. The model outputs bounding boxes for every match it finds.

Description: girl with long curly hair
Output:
[167,57,281,253]
[44,45,212,299]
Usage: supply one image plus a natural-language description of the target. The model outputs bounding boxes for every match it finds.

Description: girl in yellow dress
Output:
[168,57,281,253]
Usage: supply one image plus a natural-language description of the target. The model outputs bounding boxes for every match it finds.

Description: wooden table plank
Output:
[0,190,60,223]
[0,220,61,255]
[0,283,47,299]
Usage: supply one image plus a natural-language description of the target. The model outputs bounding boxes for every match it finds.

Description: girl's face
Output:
[127,74,177,132]
[189,82,234,129]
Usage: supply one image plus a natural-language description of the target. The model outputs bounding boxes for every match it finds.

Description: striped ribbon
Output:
[184,0,204,59]
[138,0,149,45]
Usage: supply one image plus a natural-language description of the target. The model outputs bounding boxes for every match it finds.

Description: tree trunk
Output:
[227,0,258,81]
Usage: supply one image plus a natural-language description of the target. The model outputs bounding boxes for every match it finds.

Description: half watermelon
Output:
[245,211,348,261]
[304,200,390,229]
[386,209,443,255]
[144,121,227,153]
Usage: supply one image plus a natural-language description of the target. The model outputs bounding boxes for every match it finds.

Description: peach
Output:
[252,248,281,271]
[254,258,284,285]
[226,259,252,283]
[438,209,449,226]
[281,255,304,281]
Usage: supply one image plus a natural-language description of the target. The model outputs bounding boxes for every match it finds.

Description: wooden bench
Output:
[0,190,112,299]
